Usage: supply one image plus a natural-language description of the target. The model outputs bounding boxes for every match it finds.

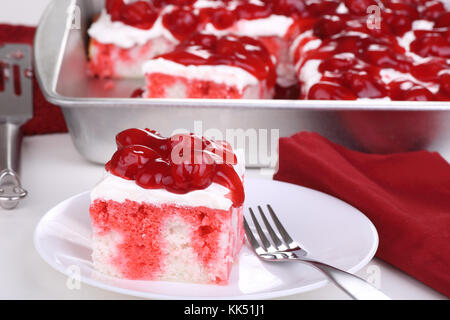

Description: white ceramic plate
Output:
[34,178,378,300]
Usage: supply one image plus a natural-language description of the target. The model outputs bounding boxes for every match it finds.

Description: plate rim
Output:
[34,178,379,300]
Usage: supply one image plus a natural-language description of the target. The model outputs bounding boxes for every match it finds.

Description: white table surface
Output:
[0,0,446,300]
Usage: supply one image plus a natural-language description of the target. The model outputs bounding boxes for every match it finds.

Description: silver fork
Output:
[0,44,33,209]
[244,205,390,300]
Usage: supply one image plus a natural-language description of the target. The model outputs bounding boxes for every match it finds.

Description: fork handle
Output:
[302,259,390,300]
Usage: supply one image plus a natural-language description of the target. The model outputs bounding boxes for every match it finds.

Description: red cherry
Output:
[131,88,145,98]
[313,16,346,39]
[121,1,158,30]
[319,55,356,73]
[271,0,306,16]
[203,7,236,30]
[440,73,450,95]
[364,48,410,72]
[422,1,445,21]
[307,0,340,16]
[308,82,357,100]
[410,34,450,58]
[163,9,199,40]
[335,36,361,54]
[383,12,413,36]
[411,59,447,82]
[106,0,124,21]
[343,71,387,99]
[344,0,376,15]
[405,86,435,101]
[136,159,173,189]
[109,145,160,180]
[387,2,418,19]
[436,12,450,28]
[116,128,170,155]
[168,151,216,192]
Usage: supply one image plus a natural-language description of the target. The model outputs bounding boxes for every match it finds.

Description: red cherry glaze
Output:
[410,31,450,58]
[421,1,445,21]
[440,74,450,95]
[200,8,236,30]
[313,16,346,38]
[108,129,245,207]
[308,83,357,100]
[436,12,450,28]
[109,145,160,180]
[162,8,199,41]
[344,0,376,15]
[106,0,124,21]
[116,128,171,156]
[131,88,145,98]
[106,0,157,30]
[157,33,277,88]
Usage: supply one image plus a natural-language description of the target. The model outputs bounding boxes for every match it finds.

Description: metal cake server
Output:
[0,44,33,210]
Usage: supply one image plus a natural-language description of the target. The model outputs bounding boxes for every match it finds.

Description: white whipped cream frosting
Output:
[88,8,177,49]
[203,15,294,38]
[91,151,245,211]
[88,8,294,49]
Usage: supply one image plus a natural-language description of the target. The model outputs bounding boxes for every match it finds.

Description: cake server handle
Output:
[0,122,27,210]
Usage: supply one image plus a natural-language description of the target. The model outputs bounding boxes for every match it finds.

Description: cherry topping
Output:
[308,83,357,100]
[106,0,124,21]
[158,34,276,88]
[270,0,306,17]
[440,73,450,96]
[108,129,245,207]
[343,71,387,99]
[106,0,157,30]
[410,32,450,58]
[200,7,236,30]
[313,16,346,38]
[344,0,376,15]
[421,1,445,21]
[162,8,200,40]
[116,128,171,155]
[131,88,145,98]
[109,145,160,180]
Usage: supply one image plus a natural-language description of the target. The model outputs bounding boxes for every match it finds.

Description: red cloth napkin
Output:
[274,132,450,297]
[0,24,68,135]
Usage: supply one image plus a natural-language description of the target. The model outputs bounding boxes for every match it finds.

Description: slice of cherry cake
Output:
[142,33,277,99]
[89,129,245,285]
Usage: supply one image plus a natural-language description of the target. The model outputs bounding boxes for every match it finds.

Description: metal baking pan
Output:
[34,0,450,167]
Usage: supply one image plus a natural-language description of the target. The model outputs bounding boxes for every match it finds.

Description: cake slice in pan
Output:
[142,34,277,99]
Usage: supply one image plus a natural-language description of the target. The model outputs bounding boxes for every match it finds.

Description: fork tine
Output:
[257,206,287,251]
[249,207,274,251]
[243,217,265,253]
[267,204,297,249]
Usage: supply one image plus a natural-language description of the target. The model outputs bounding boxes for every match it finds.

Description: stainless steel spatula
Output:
[0,44,33,210]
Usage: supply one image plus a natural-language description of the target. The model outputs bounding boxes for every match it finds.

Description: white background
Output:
[0,0,446,299]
